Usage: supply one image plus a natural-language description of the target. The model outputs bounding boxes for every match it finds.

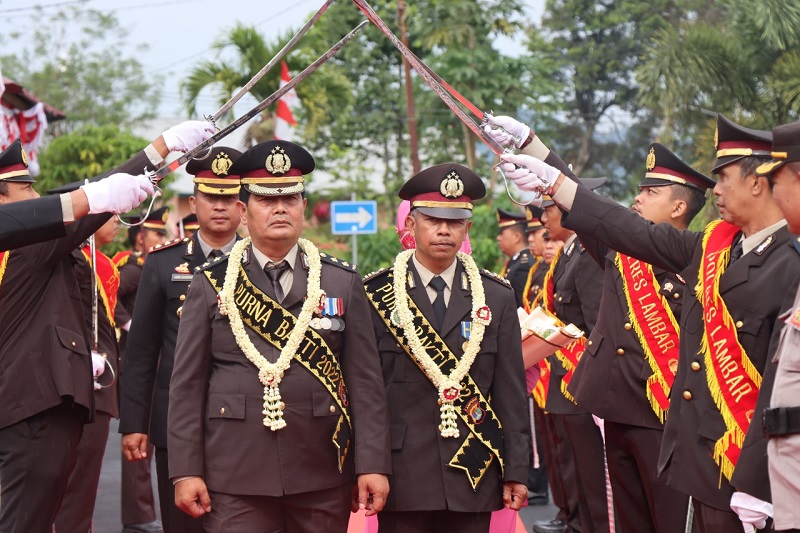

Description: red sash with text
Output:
[615,253,680,423]
[540,248,585,404]
[82,246,120,325]
[697,220,761,480]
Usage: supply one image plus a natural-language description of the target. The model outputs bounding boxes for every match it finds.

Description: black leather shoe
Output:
[532,518,566,533]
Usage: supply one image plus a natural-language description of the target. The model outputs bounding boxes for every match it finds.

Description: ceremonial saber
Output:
[205,0,335,126]
[351,0,536,204]
[84,180,99,353]
[147,20,369,184]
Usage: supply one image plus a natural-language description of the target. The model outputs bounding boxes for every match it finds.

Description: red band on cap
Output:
[240,168,304,178]
[718,140,772,152]
[409,191,473,204]
[0,163,27,173]
[649,166,690,181]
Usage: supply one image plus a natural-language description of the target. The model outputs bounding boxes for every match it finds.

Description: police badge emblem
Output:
[265,146,292,175]
[440,171,465,199]
[211,151,234,176]
[646,147,656,171]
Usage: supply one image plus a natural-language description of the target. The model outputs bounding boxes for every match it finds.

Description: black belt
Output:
[763,406,800,437]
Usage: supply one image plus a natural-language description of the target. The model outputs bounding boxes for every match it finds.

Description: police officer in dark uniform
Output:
[0,119,211,532]
[496,208,535,309]
[180,213,200,239]
[523,205,548,310]
[116,206,168,532]
[500,114,800,532]
[364,163,530,532]
[120,147,242,533]
[563,144,714,532]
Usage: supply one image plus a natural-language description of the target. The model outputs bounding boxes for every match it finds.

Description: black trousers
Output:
[0,402,84,533]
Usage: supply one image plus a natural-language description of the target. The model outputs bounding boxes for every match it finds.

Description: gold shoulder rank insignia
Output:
[362,267,390,283]
[320,253,358,273]
[150,237,189,254]
[480,269,512,288]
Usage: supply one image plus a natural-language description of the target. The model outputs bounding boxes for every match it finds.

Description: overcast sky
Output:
[0,0,545,118]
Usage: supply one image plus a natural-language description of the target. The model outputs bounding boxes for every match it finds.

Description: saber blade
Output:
[151,20,369,183]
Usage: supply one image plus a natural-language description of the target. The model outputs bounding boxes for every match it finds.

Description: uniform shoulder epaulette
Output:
[792,235,800,257]
[195,252,230,273]
[150,237,190,255]
[362,267,390,283]
[480,269,512,289]
[318,252,358,273]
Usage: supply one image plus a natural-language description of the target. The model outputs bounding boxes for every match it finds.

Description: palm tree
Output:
[180,23,352,146]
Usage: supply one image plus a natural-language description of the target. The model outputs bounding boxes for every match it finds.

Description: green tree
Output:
[35,125,153,192]
[0,5,161,134]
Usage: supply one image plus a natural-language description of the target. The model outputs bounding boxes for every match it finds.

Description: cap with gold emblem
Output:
[525,205,544,233]
[142,206,169,235]
[181,213,200,232]
[496,208,526,232]
[399,163,486,220]
[642,143,715,191]
[229,140,314,196]
[756,119,800,177]
[0,139,34,183]
[541,177,607,207]
[711,114,772,174]
[186,146,242,195]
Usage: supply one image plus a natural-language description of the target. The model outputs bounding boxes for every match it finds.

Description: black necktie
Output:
[429,275,447,330]
[208,249,223,260]
[729,238,744,265]
[264,260,290,302]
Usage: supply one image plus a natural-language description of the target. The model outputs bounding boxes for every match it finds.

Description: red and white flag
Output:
[274,61,299,141]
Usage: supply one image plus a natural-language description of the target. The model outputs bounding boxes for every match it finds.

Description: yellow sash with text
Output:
[522,257,543,313]
[615,253,680,423]
[697,220,761,480]
[540,248,585,404]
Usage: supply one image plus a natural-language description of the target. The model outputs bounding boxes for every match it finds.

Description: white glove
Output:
[82,173,155,214]
[483,114,531,148]
[730,492,772,531]
[500,152,562,191]
[161,120,215,153]
[91,351,106,391]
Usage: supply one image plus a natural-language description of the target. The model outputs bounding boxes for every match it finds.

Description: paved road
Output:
[93,419,554,532]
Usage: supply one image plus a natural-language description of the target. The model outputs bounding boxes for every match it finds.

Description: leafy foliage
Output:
[0,6,161,135]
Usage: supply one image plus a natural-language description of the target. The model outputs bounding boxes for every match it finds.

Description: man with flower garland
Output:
[495,114,800,532]
[362,163,529,533]
[168,140,391,533]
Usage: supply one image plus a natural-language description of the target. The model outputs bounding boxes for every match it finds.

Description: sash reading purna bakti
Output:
[615,253,680,423]
[365,269,505,490]
[82,246,120,326]
[697,220,761,481]
[541,248,585,404]
[204,261,352,472]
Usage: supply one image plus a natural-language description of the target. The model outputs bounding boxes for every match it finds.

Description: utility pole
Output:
[398,0,420,174]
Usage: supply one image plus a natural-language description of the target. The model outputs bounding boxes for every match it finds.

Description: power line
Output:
[0,0,87,14]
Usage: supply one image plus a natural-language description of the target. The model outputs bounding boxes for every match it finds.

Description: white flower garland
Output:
[392,250,491,438]
[219,237,324,430]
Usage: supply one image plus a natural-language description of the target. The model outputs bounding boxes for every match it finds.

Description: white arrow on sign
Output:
[334,206,373,228]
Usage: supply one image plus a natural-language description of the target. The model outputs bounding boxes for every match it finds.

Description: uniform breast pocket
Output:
[207,393,246,421]
[378,333,420,383]
[475,338,498,390]
[778,321,800,373]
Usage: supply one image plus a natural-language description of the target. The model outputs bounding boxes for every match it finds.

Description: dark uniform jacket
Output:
[120,235,213,448]
[545,237,605,416]
[562,183,800,509]
[168,244,392,496]
[0,150,154,430]
[115,255,143,330]
[505,247,535,309]
[368,259,530,512]
[568,229,685,429]
[0,194,67,251]
[74,249,120,418]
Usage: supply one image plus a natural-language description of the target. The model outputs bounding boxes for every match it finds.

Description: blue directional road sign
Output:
[330,201,378,235]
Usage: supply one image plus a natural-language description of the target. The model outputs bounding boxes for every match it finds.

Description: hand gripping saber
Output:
[199,0,335,148]
[124,20,368,223]
[352,0,538,205]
